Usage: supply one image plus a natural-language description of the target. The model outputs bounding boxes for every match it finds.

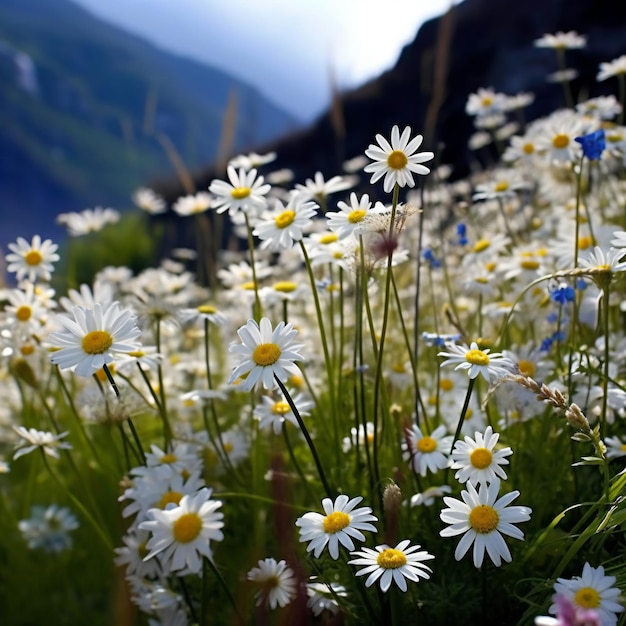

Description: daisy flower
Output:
[209,166,271,216]
[229,150,276,170]
[306,580,346,616]
[348,539,434,592]
[132,187,166,214]
[325,192,373,239]
[364,125,434,193]
[450,426,513,486]
[534,31,586,49]
[48,302,142,377]
[139,488,224,574]
[56,207,120,236]
[295,494,378,559]
[537,593,601,626]
[247,557,296,609]
[402,424,453,476]
[294,171,356,203]
[5,235,60,283]
[18,504,79,553]
[465,87,508,118]
[597,54,626,82]
[13,426,72,460]
[406,485,452,507]
[604,435,626,459]
[252,195,318,252]
[228,317,304,391]
[551,563,624,626]
[172,192,212,216]
[439,481,531,568]
[438,341,514,382]
[253,391,314,435]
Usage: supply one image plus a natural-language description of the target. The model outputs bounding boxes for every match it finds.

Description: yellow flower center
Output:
[470,447,493,469]
[82,330,113,355]
[574,587,601,609]
[252,343,282,366]
[319,233,339,244]
[348,209,367,224]
[275,209,296,229]
[16,306,32,322]
[272,401,291,415]
[197,304,217,314]
[392,363,407,373]
[25,250,43,266]
[417,436,437,453]
[273,281,297,293]
[20,344,35,356]
[137,540,149,560]
[552,134,570,149]
[127,350,145,358]
[160,453,178,464]
[241,281,256,290]
[518,359,536,377]
[481,96,494,107]
[440,378,454,392]
[523,143,535,154]
[473,239,491,253]
[465,349,490,366]
[172,512,203,543]
[387,150,408,170]
[376,548,407,569]
[223,441,234,453]
[289,374,304,388]
[231,187,251,200]
[494,181,509,192]
[578,235,594,250]
[469,504,499,533]
[323,511,351,534]
[159,490,183,509]
[427,395,437,406]
[520,259,540,270]
[485,261,497,272]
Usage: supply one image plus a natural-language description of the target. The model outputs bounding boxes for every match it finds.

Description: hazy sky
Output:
[71,0,455,121]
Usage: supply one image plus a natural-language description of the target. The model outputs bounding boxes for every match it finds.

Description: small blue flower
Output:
[540,336,553,352]
[456,223,468,246]
[576,278,588,291]
[423,248,441,268]
[550,283,576,304]
[546,312,559,324]
[574,129,605,161]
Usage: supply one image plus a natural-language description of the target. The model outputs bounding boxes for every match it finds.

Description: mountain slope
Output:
[0,0,298,249]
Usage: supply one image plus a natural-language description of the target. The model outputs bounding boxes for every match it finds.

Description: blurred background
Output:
[1,0,625,274]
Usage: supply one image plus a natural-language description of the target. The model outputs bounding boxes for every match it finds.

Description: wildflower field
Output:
[3,31,626,626]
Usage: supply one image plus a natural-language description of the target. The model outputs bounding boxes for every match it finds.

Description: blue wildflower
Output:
[550,283,576,304]
[456,223,468,246]
[574,128,605,161]
[423,248,442,268]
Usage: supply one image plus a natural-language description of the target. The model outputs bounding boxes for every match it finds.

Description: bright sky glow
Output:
[71,0,455,120]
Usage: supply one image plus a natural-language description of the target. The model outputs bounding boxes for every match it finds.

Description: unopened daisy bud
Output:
[383,482,403,545]
[9,357,37,388]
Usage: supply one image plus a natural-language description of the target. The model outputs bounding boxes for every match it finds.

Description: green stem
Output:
[274,376,333,499]
[244,212,263,322]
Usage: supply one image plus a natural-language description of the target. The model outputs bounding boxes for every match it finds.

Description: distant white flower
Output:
[56,207,120,236]
[229,151,276,170]
[406,485,452,507]
[247,558,296,609]
[13,426,72,460]
[604,436,626,459]
[534,31,586,49]
[5,235,60,283]
[348,539,434,592]
[133,188,166,214]
[294,171,356,202]
[439,481,531,568]
[364,125,434,193]
[49,301,142,377]
[295,494,378,559]
[306,580,346,616]
[228,317,304,391]
[253,391,314,435]
[19,504,79,552]
[172,192,212,216]
[597,55,626,82]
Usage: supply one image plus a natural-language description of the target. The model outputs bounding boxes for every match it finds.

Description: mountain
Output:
[0,0,298,252]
